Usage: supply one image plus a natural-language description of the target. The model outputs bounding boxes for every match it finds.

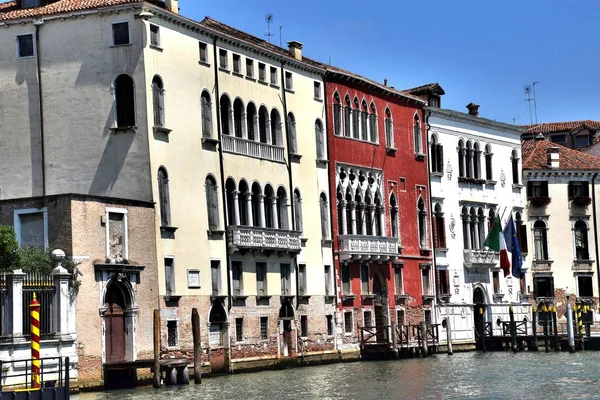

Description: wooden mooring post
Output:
[542,305,550,353]
[531,306,538,351]
[552,306,560,352]
[444,317,453,355]
[420,321,428,358]
[153,309,161,389]
[509,306,517,353]
[192,308,202,384]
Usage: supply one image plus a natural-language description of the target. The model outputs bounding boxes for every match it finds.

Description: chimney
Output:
[466,103,479,117]
[384,78,388,86]
[287,41,303,61]
[547,147,560,169]
[165,0,179,14]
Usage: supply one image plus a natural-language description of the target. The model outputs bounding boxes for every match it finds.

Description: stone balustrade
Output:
[338,235,400,262]
[227,226,301,252]
[463,250,499,269]
[222,135,285,163]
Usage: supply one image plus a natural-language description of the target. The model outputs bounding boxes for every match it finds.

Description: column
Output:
[271,196,279,229]
[459,149,465,176]
[359,205,367,235]
[369,205,376,236]
[258,194,266,228]
[232,190,240,226]
[340,200,347,235]
[246,193,253,226]
[253,114,260,142]
[241,111,248,139]
[8,270,25,339]
[266,119,272,145]
[378,206,386,237]
[464,216,472,250]
[471,218,479,250]
[349,201,356,235]
[468,149,474,178]
[52,250,72,338]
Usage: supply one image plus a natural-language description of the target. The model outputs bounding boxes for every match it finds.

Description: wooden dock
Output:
[103,358,189,389]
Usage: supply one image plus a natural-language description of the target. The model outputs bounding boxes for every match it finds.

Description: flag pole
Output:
[483,205,506,251]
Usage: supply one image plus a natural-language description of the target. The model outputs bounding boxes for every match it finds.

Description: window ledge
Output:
[258,80,268,86]
[290,153,302,162]
[512,183,524,189]
[415,152,426,160]
[270,84,280,89]
[361,294,376,300]
[110,43,132,48]
[316,159,329,167]
[314,97,323,103]
[422,295,435,301]
[232,295,249,300]
[161,226,178,233]
[431,172,444,177]
[256,295,272,300]
[493,293,505,301]
[299,295,311,300]
[110,126,137,133]
[285,88,294,94]
[435,247,449,252]
[154,126,172,134]
[300,237,308,245]
[232,71,243,78]
[207,229,225,238]
[341,294,356,301]
[386,146,397,154]
[395,294,409,301]
[321,239,333,246]
[245,76,256,82]
[202,136,219,145]
[149,44,163,52]
[198,60,211,67]
[486,180,497,185]
[325,295,336,301]
[218,67,230,73]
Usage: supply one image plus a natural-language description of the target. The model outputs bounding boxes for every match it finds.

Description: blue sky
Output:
[181,0,600,125]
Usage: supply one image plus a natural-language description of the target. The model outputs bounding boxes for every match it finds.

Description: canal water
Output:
[74,352,600,399]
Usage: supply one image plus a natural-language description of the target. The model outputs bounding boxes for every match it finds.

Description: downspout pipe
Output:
[35,22,46,199]
[279,62,299,310]
[424,107,439,323]
[592,173,600,300]
[211,36,232,312]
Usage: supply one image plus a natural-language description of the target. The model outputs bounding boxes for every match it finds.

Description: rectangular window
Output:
[533,276,554,298]
[246,58,254,78]
[326,315,333,336]
[211,260,221,296]
[232,53,241,74]
[396,309,405,326]
[187,270,201,289]
[285,71,293,90]
[394,266,404,295]
[344,311,353,333]
[314,81,321,100]
[280,263,291,295]
[260,317,268,340]
[422,268,431,295]
[112,22,130,46]
[300,315,308,337]
[15,208,48,249]
[258,62,266,81]
[235,318,243,342]
[341,264,351,295]
[16,34,34,58]
[219,49,228,69]
[167,320,178,347]
[575,134,590,148]
[424,309,432,325]
[360,264,370,294]
[550,134,566,145]
[199,42,208,63]
[363,311,372,327]
[270,66,278,85]
[324,265,333,296]
[493,271,500,294]
[298,264,307,295]
[232,261,243,296]
[164,257,175,296]
[150,24,160,47]
[578,275,594,297]
[568,181,590,199]
[438,270,450,295]
[256,262,267,296]
[527,181,549,198]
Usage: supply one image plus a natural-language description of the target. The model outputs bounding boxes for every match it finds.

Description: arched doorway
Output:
[372,271,389,342]
[208,300,229,373]
[473,287,486,341]
[103,280,131,363]
[279,299,295,357]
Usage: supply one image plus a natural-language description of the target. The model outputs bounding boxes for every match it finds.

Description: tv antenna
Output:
[532,81,539,124]
[524,85,533,125]
[265,14,275,43]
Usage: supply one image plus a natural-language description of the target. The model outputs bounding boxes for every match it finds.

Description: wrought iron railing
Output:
[502,321,528,336]
[22,273,56,339]
[0,356,70,392]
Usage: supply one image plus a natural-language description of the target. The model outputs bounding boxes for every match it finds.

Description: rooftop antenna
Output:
[524,85,533,125]
[265,14,274,43]
[532,81,539,124]
[279,25,283,48]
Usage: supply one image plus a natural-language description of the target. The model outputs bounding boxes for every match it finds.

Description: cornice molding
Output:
[426,107,524,136]
[428,126,521,148]
[524,170,600,179]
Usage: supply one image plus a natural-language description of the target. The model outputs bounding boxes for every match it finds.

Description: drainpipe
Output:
[278,62,299,310]
[592,173,600,299]
[424,107,439,325]
[34,22,46,199]
[211,36,232,312]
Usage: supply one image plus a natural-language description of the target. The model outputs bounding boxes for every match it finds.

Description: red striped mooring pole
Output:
[30,292,41,388]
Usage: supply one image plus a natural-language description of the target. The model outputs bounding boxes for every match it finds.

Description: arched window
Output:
[413,115,422,154]
[246,103,257,141]
[365,193,373,236]
[515,212,528,253]
[238,180,249,226]
[251,182,262,228]
[287,113,297,154]
[333,92,342,136]
[220,95,232,136]
[574,220,589,260]
[469,208,478,249]
[355,190,363,235]
[315,119,325,160]
[511,149,520,185]
[352,97,360,139]
[258,106,269,143]
[264,185,275,228]
[205,175,219,231]
[277,187,288,230]
[477,208,485,249]
[320,193,329,240]
[158,167,171,227]
[225,178,237,226]
[270,109,282,146]
[418,198,427,247]
[433,204,446,248]
[458,139,465,178]
[344,95,351,137]
[233,98,244,138]
[336,188,344,235]
[369,103,378,143]
[385,108,394,149]
[488,208,496,232]
[152,76,165,127]
[465,141,473,178]
[374,193,383,236]
[361,100,369,141]
[462,206,470,249]
[294,189,303,233]
[533,220,548,261]
[390,194,399,238]
[430,134,444,174]
[485,144,493,181]
[115,74,135,128]
[201,90,213,138]
[473,143,481,180]
[345,189,354,234]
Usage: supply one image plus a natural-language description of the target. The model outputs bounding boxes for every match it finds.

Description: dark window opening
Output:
[533,276,554,298]
[578,276,593,297]
[17,34,34,58]
[167,320,178,347]
[112,22,130,46]
[300,315,308,337]
[115,74,135,127]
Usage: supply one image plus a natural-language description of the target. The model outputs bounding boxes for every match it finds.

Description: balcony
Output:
[338,235,400,262]
[572,259,594,272]
[227,226,301,253]
[463,250,499,269]
[222,135,285,163]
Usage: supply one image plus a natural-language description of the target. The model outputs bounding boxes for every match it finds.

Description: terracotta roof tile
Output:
[0,0,146,21]
[402,82,445,96]
[522,138,600,171]
[523,120,600,134]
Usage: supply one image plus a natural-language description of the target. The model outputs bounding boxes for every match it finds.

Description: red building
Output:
[323,67,433,346]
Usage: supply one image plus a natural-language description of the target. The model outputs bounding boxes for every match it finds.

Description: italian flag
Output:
[484,215,510,277]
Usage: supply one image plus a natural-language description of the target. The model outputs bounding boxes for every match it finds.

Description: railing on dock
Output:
[502,321,527,336]
[475,322,492,339]
[359,325,390,346]
[0,357,70,395]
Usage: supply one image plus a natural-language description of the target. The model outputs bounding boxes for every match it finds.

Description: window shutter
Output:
[316,124,324,160]
[542,182,549,197]
[440,216,446,248]
[584,182,590,197]
[568,182,573,199]
[527,181,532,198]
[533,277,539,298]
[432,216,439,249]
[209,185,219,230]
[334,104,341,135]
[153,84,161,126]
[320,200,328,239]
[437,145,444,173]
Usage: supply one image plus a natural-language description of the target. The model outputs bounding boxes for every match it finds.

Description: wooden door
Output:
[375,305,387,342]
[105,305,126,363]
